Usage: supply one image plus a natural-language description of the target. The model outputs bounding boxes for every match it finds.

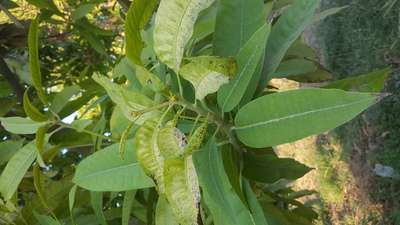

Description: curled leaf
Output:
[154,0,215,71]
[163,156,200,225]
[23,90,48,122]
[180,56,237,100]
[158,124,187,159]
[134,118,165,193]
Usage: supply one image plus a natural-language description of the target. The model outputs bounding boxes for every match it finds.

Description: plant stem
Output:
[176,98,245,153]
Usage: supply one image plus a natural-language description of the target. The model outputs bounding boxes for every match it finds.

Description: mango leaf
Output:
[322,68,391,92]
[50,85,81,113]
[258,0,320,94]
[218,24,271,112]
[193,139,256,225]
[125,0,158,65]
[23,90,48,122]
[243,152,311,183]
[213,0,265,57]
[134,119,165,193]
[93,74,156,123]
[33,212,62,225]
[69,185,77,213]
[26,0,60,13]
[180,56,236,100]
[0,117,48,134]
[0,140,23,165]
[243,180,268,225]
[273,58,317,78]
[234,88,376,148]
[163,157,200,225]
[71,3,95,21]
[313,6,348,23]
[73,142,154,191]
[154,0,215,71]
[91,192,108,225]
[122,190,136,225]
[155,196,179,225]
[135,66,164,92]
[0,141,37,200]
[70,119,92,132]
[28,17,47,104]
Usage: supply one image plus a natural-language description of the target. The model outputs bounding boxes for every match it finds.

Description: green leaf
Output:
[273,58,317,78]
[70,119,92,132]
[243,152,311,183]
[258,0,320,93]
[218,24,271,112]
[0,141,37,200]
[28,17,47,104]
[154,0,215,71]
[0,117,48,134]
[69,185,77,213]
[155,196,179,225]
[180,56,237,100]
[71,3,95,21]
[0,140,23,165]
[125,0,158,65]
[50,85,81,113]
[313,6,348,23]
[26,0,59,13]
[243,180,268,225]
[322,68,391,92]
[213,0,265,57]
[73,142,154,191]
[23,90,48,122]
[90,191,108,225]
[234,88,375,148]
[33,212,62,225]
[193,138,255,225]
[122,190,136,225]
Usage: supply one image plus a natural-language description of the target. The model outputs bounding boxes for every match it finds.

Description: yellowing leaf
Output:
[125,0,158,65]
[158,125,186,159]
[135,66,165,92]
[154,0,215,71]
[164,157,200,225]
[134,119,165,193]
[180,56,236,100]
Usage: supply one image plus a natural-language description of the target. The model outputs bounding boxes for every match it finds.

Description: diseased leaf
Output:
[23,90,48,122]
[164,157,200,225]
[213,0,265,57]
[0,117,48,134]
[73,142,154,191]
[0,141,37,200]
[93,74,157,123]
[193,139,255,225]
[155,196,179,225]
[134,119,165,193]
[135,66,165,92]
[90,192,108,225]
[28,17,47,104]
[235,88,376,148]
[154,0,215,71]
[180,56,236,100]
[322,68,391,92]
[258,0,320,94]
[218,24,270,112]
[125,0,158,65]
[243,152,311,183]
